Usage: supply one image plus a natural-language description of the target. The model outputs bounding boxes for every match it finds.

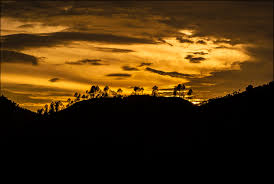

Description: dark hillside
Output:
[26,95,200,154]
[200,81,274,157]
[0,95,37,142]
[0,95,36,125]
[1,82,273,159]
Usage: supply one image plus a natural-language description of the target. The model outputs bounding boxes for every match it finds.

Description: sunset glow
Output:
[1,1,273,111]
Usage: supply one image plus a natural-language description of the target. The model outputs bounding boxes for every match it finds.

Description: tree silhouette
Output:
[54,101,63,112]
[67,98,71,107]
[103,86,109,97]
[174,84,186,98]
[187,89,193,99]
[117,88,123,97]
[182,84,186,98]
[246,85,253,92]
[140,87,144,95]
[73,92,81,102]
[49,102,55,115]
[173,86,177,97]
[44,104,48,115]
[134,86,140,95]
[89,85,101,98]
[152,85,159,97]
[187,89,193,96]
[37,108,43,115]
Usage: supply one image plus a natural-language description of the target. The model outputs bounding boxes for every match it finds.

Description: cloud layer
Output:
[0,50,39,65]
[1,1,272,110]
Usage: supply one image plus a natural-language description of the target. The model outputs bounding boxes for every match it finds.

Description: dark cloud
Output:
[196,40,207,45]
[65,59,103,65]
[94,47,135,53]
[122,66,139,71]
[0,50,39,65]
[185,55,206,63]
[158,38,173,46]
[193,51,208,55]
[146,67,195,79]
[49,78,60,82]
[139,62,152,67]
[1,32,156,50]
[106,73,132,77]
[17,24,35,29]
[215,46,229,49]
[176,37,194,44]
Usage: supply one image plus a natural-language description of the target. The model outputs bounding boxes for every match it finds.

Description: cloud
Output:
[196,40,207,45]
[122,65,139,71]
[65,59,103,65]
[139,62,152,67]
[176,37,194,44]
[94,47,135,53]
[1,32,156,50]
[158,38,173,46]
[49,78,60,82]
[0,50,39,65]
[145,67,195,78]
[213,39,242,46]
[185,55,206,63]
[1,1,272,102]
[17,24,35,29]
[185,46,273,98]
[192,51,208,55]
[215,46,229,49]
[106,73,132,77]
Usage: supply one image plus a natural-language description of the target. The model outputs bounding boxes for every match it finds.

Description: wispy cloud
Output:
[196,40,207,45]
[1,32,156,50]
[0,50,39,65]
[139,62,152,67]
[65,59,103,65]
[122,65,139,71]
[94,47,135,53]
[185,55,206,63]
[49,77,60,82]
[192,51,208,55]
[146,67,195,78]
[106,73,132,77]
[176,37,194,44]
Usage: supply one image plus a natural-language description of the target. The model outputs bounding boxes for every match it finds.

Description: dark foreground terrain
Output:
[1,81,273,159]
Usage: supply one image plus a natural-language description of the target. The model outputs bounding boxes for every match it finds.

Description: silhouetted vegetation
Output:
[1,81,273,159]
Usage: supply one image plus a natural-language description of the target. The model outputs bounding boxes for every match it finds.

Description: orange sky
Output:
[1,1,273,111]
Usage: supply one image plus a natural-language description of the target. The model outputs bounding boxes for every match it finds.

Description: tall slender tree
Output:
[152,85,159,97]
[173,86,177,97]
[103,86,109,97]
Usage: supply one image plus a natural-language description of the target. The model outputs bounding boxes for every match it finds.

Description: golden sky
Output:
[0,1,273,111]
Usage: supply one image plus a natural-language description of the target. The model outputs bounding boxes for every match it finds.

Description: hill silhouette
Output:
[1,81,273,159]
[0,95,36,125]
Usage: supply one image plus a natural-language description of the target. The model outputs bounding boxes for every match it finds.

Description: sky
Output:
[0,1,273,111]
